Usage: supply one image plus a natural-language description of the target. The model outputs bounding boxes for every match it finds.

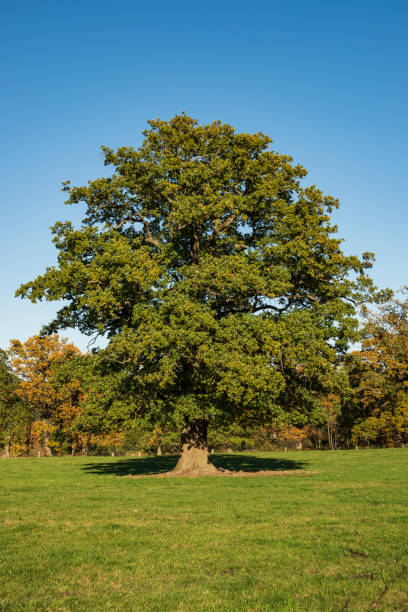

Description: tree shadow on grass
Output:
[211,454,306,473]
[82,454,307,477]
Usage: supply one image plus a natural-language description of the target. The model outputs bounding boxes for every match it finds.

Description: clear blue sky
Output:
[1,0,407,351]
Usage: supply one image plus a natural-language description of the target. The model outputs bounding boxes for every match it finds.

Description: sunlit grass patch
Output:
[0,449,407,610]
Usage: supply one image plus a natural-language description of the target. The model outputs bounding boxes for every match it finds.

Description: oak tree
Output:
[17,115,379,473]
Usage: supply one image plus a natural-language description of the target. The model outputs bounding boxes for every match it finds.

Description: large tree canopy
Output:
[17,114,381,473]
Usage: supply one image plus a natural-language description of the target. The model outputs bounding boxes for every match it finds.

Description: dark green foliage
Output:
[0,350,30,454]
[17,115,383,435]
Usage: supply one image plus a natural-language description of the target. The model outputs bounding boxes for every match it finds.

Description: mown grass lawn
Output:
[0,449,407,611]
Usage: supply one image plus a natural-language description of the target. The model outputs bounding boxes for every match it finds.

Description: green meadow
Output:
[1,449,407,611]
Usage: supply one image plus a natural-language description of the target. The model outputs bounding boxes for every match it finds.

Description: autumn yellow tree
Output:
[9,335,81,455]
[349,295,408,447]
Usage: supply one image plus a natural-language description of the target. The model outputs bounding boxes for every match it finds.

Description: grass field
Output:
[1,449,407,611]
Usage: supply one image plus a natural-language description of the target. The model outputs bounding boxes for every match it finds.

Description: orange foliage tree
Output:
[349,295,408,447]
[9,335,81,455]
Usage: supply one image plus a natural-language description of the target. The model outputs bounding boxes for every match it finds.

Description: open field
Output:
[1,450,407,611]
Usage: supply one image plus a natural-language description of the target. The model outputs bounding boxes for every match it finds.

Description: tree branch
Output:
[251,303,289,313]
[133,214,162,248]
[113,213,162,248]
[212,213,237,241]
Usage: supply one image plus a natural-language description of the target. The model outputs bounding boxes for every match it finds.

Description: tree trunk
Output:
[26,425,32,456]
[172,419,218,475]
[4,432,11,459]
[3,433,10,458]
[43,429,52,457]
[328,423,334,450]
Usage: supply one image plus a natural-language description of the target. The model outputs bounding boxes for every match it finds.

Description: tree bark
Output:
[171,419,219,475]
[25,425,32,456]
[3,433,10,458]
[43,428,52,457]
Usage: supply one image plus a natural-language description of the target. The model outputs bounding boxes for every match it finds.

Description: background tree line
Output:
[1,293,407,456]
